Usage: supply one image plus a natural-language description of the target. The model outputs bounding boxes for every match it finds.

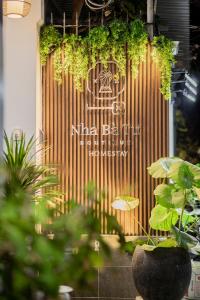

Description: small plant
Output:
[3,132,58,200]
[152,35,175,100]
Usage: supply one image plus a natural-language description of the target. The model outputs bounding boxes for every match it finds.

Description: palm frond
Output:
[3,132,61,206]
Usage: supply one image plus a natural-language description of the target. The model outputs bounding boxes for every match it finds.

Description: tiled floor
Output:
[71,250,139,300]
[71,247,188,300]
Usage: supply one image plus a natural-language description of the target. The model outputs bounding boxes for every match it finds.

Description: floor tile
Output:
[99,267,138,298]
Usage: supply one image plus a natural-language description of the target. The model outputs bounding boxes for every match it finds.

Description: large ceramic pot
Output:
[132,246,192,300]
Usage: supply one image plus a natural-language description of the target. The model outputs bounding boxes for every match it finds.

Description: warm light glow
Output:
[6,13,23,18]
[112,196,139,211]
[3,0,31,18]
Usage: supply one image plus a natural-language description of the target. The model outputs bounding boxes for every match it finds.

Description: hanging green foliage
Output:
[88,26,110,68]
[40,25,62,65]
[128,19,148,78]
[109,19,128,76]
[152,35,175,100]
[40,19,174,100]
[63,35,89,90]
[53,46,63,84]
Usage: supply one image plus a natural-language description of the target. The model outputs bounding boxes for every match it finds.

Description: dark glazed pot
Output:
[132,246,192,300]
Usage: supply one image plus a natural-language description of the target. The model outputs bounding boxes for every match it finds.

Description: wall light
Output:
[3,0,31,19]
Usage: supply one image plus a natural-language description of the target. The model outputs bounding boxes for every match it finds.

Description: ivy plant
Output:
[127,19,148,78]
[63,35,89,90]
[109,19,128,76]
[152,35,175,100]
[53,46,63,84]
[40,20,174,100]
[88,26,110,68]
[40,25,62,65]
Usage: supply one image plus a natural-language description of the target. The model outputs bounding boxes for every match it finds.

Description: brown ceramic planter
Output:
[132,246,192,300]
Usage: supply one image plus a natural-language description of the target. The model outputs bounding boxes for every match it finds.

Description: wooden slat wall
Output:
[42,45,169,235]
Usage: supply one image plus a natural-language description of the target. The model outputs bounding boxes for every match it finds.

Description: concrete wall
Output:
[3,0,43,138]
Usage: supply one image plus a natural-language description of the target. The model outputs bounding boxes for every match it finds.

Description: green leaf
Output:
[186,162,200,180]
[169,163,194,189]
[141,244,157,251]
[127,238,149,253]
[171,190,185,208]
[157,238,178,248]
[181,212,196,227]
[154,184,185,208]
[172,226,198,249]
[169,161,200,186]
[154,184,175,208]
[147,157,183,178]
[141,239,177,251]
[112,196,139,211]
[149,205,178,231]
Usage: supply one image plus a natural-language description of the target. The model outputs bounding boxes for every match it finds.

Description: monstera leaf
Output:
[147,157,182,178]
[154,184,185,208]
[149,205,178,231]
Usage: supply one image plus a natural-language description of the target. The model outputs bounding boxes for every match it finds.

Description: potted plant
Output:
[112,157,200,300]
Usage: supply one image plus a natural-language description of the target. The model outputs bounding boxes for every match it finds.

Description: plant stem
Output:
[179,190,187,232]
[131,212,155,246]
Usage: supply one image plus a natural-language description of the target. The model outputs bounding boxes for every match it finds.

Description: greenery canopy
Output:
[40,19,175,100]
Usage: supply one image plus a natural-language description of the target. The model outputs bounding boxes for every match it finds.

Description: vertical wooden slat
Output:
[42,45,169,235]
